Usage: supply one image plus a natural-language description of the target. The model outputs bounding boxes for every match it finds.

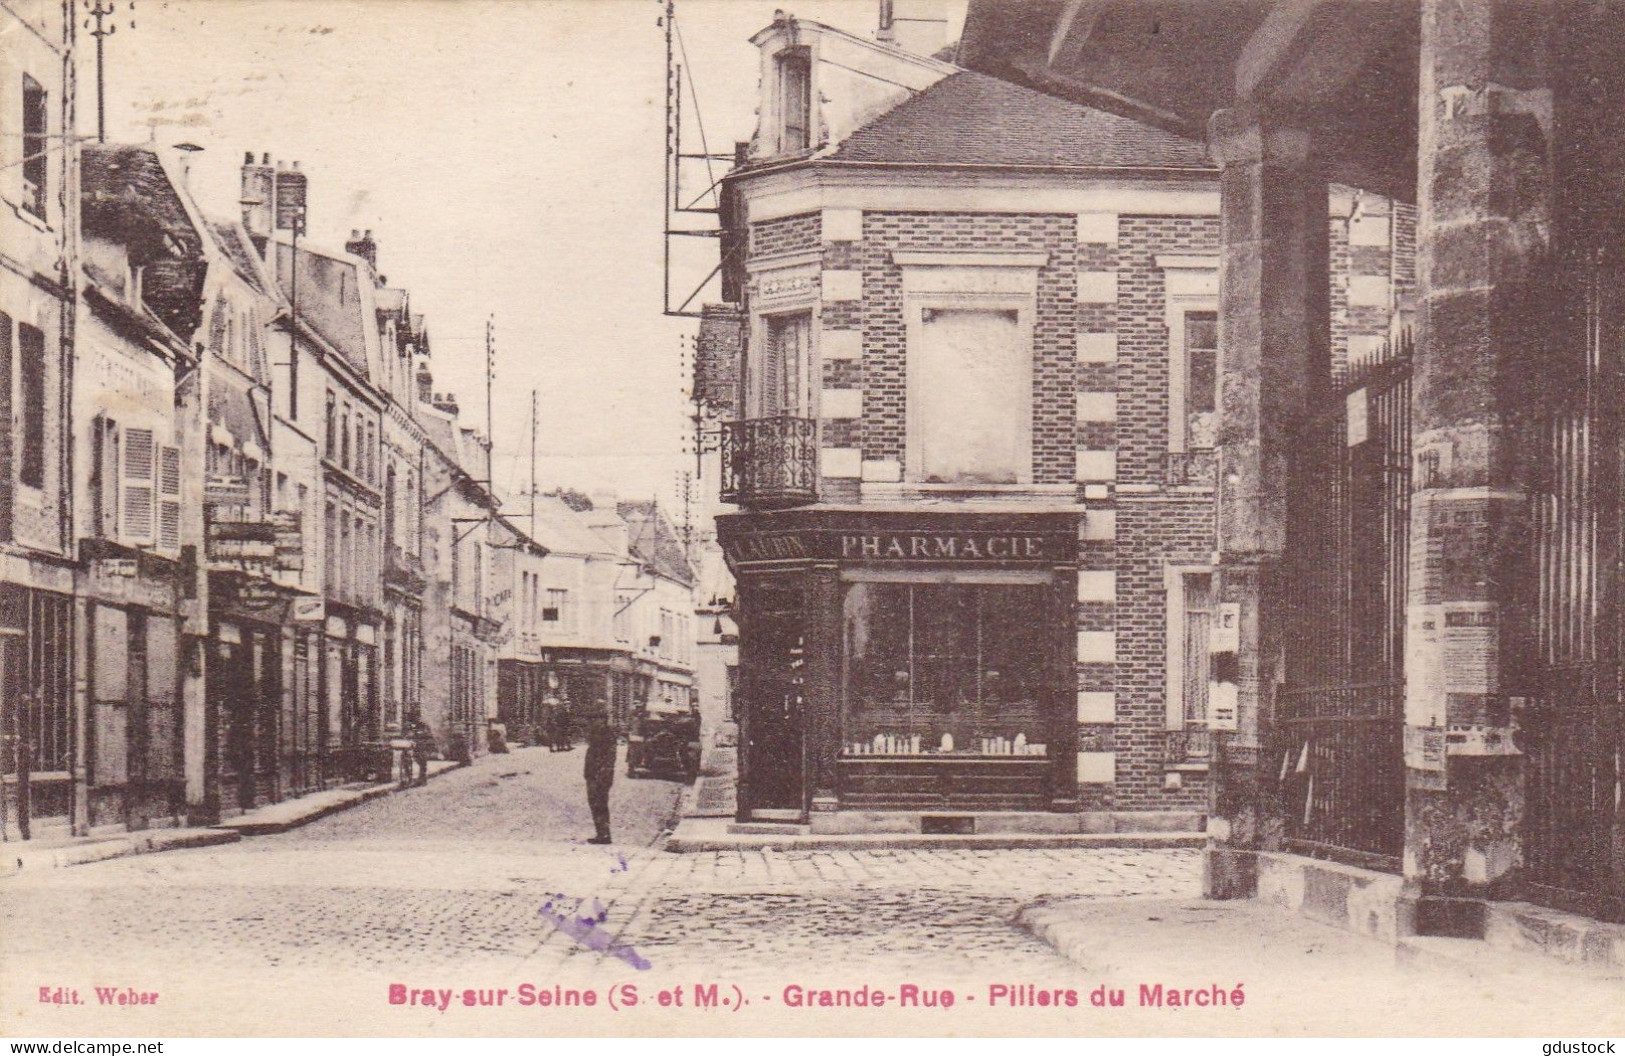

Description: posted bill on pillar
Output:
[4,0,1625,1044]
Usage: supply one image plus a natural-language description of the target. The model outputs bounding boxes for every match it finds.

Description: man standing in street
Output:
[584,708,616,844]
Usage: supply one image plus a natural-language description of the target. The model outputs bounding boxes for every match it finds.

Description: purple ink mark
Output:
[538,896,651,971]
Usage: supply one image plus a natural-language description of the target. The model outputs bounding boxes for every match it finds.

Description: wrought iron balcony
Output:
[720,416,818,508]
[1164,448,1219,489]
[385,545,428,595]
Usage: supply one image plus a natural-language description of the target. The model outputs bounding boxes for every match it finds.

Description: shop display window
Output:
[841,581,1048,757]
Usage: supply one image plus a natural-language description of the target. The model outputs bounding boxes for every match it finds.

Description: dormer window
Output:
[777,48,811,152]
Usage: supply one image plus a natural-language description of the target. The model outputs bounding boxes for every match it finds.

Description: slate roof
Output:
[205,218,273,297]
[530,496,618,558]
[618,501,695,587]
[828,70,1212,170]
[81,145,208,339]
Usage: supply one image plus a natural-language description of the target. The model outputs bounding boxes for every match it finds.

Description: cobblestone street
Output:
[5,749,1619,1037]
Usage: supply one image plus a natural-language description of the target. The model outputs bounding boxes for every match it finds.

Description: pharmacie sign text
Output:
[840,532,1046,561]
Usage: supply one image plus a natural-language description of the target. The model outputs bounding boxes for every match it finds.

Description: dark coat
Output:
[584,724,616,785]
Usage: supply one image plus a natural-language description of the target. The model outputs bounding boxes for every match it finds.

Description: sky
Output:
[98,0,963,515]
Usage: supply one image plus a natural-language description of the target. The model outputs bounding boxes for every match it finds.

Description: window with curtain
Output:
[1181,572,1213,726]
[760,312,810,418]
[1185,311,1218,449]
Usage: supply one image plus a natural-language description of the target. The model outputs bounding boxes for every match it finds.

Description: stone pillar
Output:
[1049,563,1080,813]
[1204,110,1331,898]
[1403,0,1559,908]
[805,562,842,816]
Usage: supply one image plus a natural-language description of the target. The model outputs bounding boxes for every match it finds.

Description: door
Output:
[125,612,151,830]
[740,575,805,814]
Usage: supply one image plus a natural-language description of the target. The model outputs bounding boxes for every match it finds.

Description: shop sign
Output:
[205,474,251,507]
[89,558,175,610]
[207,518,278,574]
[838,531,1048,562]
[724,526,1073,566]
[223,578,285,617]
[729,532,807,563]
[272,511,304,572]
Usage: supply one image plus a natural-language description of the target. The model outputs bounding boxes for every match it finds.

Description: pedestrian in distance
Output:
[584,708,616,844]
[554,701,574,752]
[411,717,435,787]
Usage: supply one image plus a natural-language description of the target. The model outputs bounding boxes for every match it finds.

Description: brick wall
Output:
[1106,496,1214,810]
[1113,215,1221,485]
[751,212,820,258]
[857,212,1079,483]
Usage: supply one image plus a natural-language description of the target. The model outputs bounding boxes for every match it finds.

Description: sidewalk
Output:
[214,759,461,835]
[1,759,463,877]
[1013,894,1625,1035]
[665,745,1205,852]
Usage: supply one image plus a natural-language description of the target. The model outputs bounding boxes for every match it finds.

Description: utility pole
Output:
[83,1,132,144]
[529,388,537,540]
[485,314,495,478]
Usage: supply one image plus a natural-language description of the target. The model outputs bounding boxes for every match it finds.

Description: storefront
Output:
[82,544,185,832]
[208,571,288,816]
[719,510,1080,831]
[0,573,76,840]
[324,603,381,783]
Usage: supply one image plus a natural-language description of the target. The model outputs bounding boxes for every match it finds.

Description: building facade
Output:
[75,146,202,833]
[706,11,1408,834]
[0,0,78,839]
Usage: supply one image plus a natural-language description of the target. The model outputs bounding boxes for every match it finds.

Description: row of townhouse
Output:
[0,0,558,837]
[495,495,698,747]
[698,7,1412,833]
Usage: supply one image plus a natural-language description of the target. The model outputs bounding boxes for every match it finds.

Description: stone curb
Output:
[1,827,241,879]
[213,759,466,835]
[664,828,1205,853]
[1,758,469,874]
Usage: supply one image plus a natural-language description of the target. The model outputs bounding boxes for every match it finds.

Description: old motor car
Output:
[626,701,701,782]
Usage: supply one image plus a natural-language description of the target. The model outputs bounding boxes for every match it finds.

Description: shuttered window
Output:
[18,322,45,488]
[121,427,156,545]
[158,445,182,553]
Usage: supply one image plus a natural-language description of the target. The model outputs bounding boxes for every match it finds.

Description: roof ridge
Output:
[827,68,1211,171]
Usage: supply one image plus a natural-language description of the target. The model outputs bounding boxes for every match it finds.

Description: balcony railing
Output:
[385,545,428,594]
[1163,448,1219,489]
[720,415,818,507]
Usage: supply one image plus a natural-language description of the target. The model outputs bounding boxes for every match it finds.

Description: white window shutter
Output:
[121,427,156,546]
[158,445,182,553]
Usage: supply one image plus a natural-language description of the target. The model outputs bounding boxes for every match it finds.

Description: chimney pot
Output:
[244,151,254,164]
[262,152,270,164]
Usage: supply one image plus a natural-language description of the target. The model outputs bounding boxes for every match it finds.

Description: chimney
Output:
[346,228,378,271]
[274,159,308,235]
[241,151,275,246]
[876,0,948,56]
[416,363,434,405]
